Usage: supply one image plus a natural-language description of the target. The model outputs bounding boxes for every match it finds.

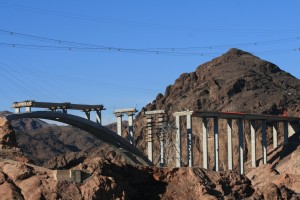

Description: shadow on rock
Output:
[101,163,167,200]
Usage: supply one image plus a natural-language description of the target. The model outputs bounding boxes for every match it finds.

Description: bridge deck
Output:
[12,101,105,111]
[192,111,300,122]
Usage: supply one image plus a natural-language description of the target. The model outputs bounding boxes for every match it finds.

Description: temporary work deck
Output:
[12,101,105,111]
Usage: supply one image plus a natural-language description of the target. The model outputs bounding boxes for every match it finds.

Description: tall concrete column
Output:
[238,119,244,174]
[187,114,193,167]
[95,110,102,124]
[15,108,20,113]
[158,116,164,167]
[227,119,233,170]
[273,123,278,149]
[127,112,134,145]
[262,120,267,164]
[146,117,153,162]
[283,121,288,145]
[250,121,256,167]
[25,106,31,113]
[84,111,90,120]
[175,115,181,167]
[145,110,165,165]
[116,113,123,136]
[202,118,208,169]
[214,117,219,172]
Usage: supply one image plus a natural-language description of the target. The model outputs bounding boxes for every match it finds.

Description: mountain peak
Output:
[225,48,251,56]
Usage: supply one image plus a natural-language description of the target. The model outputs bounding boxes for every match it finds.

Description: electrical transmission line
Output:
[0,29,299,56]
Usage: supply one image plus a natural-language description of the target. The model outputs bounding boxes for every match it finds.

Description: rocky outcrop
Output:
[247,133,300,198]
[0,156,256,199]
[0,117,32,164]
[0,117,17,149]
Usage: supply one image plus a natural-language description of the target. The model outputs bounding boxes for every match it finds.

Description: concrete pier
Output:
[187,114,193,167]
[202,118,208,169]
[227,119,233,170]
[15,108,20,114]
[175,115,181,167]
[173,111,193,167]
[115,113,123,136]
[144,110,166,165]
[25,106,31,113]
[214,117,219,171]
[273,123,278,149]
[128,113,134,145]
[250,121,256,167]
[261,120,267,164]
[146,116,153,162]
[238,119,244,174]
[114,108,138,142]
[159,116,164,167]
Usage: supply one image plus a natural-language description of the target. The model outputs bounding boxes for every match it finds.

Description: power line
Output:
[0,42,220,56]
[0,29,299,55]
[0,42,299,56]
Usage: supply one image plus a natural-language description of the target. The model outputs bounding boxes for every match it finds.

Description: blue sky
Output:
[0,1,299,124]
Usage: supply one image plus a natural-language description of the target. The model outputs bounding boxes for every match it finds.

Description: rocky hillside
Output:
[133,48,300,168]
[0,112,103,165]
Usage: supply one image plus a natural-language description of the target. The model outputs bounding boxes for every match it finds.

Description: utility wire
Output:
[0,42,219,56]
[0,42,298,56]
[0,29,299,55]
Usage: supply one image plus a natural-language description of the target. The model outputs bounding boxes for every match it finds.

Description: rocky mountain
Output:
[133,48,300,168]
[140,48,299,115]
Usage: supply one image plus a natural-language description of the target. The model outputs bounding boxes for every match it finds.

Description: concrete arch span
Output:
[6,111,152,166]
